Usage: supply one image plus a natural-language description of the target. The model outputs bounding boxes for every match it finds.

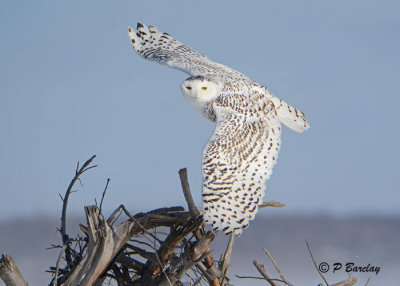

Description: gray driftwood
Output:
[0,254,28,286]
[45,157,228,286]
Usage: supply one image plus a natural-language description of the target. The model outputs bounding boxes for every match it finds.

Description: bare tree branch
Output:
[263,248,291,285]
[179,168,200,218]
[60,155,97,267]
[253,260,279,286]
[305,239,329,286]
[99,178,110,213]
[331,273,357,286]
[219,233,234,286]
[53,245,66,286]
[259,201,286,209]
[235,275,266,280]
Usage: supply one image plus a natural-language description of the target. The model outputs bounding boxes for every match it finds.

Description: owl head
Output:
[180,76,222,103]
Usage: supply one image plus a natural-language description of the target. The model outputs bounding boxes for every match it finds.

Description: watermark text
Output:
[318,262,380,275]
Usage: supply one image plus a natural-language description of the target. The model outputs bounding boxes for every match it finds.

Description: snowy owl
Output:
[128,23,309,236]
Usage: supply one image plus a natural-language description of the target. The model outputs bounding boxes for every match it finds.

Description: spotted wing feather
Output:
[128,23,249,81]
[202,91,281,236]
[270,94,310,133]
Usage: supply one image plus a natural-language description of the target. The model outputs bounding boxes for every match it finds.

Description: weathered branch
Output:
[263,248,291,285]
[0,254,28,286]
[53,245,66,286]
[331,274,357,286]
[60,155,97,267]
[179,168,224,286]
[219,234,235,285]
[259,200,285,209]
[159,230,215,286]
[253,260,279,286]
[99,178,110,213]
[139,216,203,284]
[179,168,200,217]
[306,239,329,286]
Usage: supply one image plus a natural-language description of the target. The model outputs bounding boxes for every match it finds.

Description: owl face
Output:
[180,76,221,103]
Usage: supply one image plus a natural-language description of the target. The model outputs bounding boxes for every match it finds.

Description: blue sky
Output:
[0,0,399,220]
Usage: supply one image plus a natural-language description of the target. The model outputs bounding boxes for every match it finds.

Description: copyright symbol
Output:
[319,262,329,273]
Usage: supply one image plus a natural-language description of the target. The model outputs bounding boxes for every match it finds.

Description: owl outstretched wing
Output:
[202,92,281,235]
[128,23,249,82]
[129,23,310,132]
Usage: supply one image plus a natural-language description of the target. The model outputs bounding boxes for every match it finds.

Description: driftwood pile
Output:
[51,156,232,286]
[0,156,367,286]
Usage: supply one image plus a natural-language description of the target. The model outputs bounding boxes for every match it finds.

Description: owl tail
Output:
[270,95,310,133]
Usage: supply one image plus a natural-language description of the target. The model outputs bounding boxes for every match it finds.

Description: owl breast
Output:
[183,93,217,122]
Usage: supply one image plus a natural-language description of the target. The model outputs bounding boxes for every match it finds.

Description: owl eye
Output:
[186,86,192,90]
[202,87,207,90]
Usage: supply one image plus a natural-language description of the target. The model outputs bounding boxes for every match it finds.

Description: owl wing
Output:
[128,23,249,81]
[202,92,281,236]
